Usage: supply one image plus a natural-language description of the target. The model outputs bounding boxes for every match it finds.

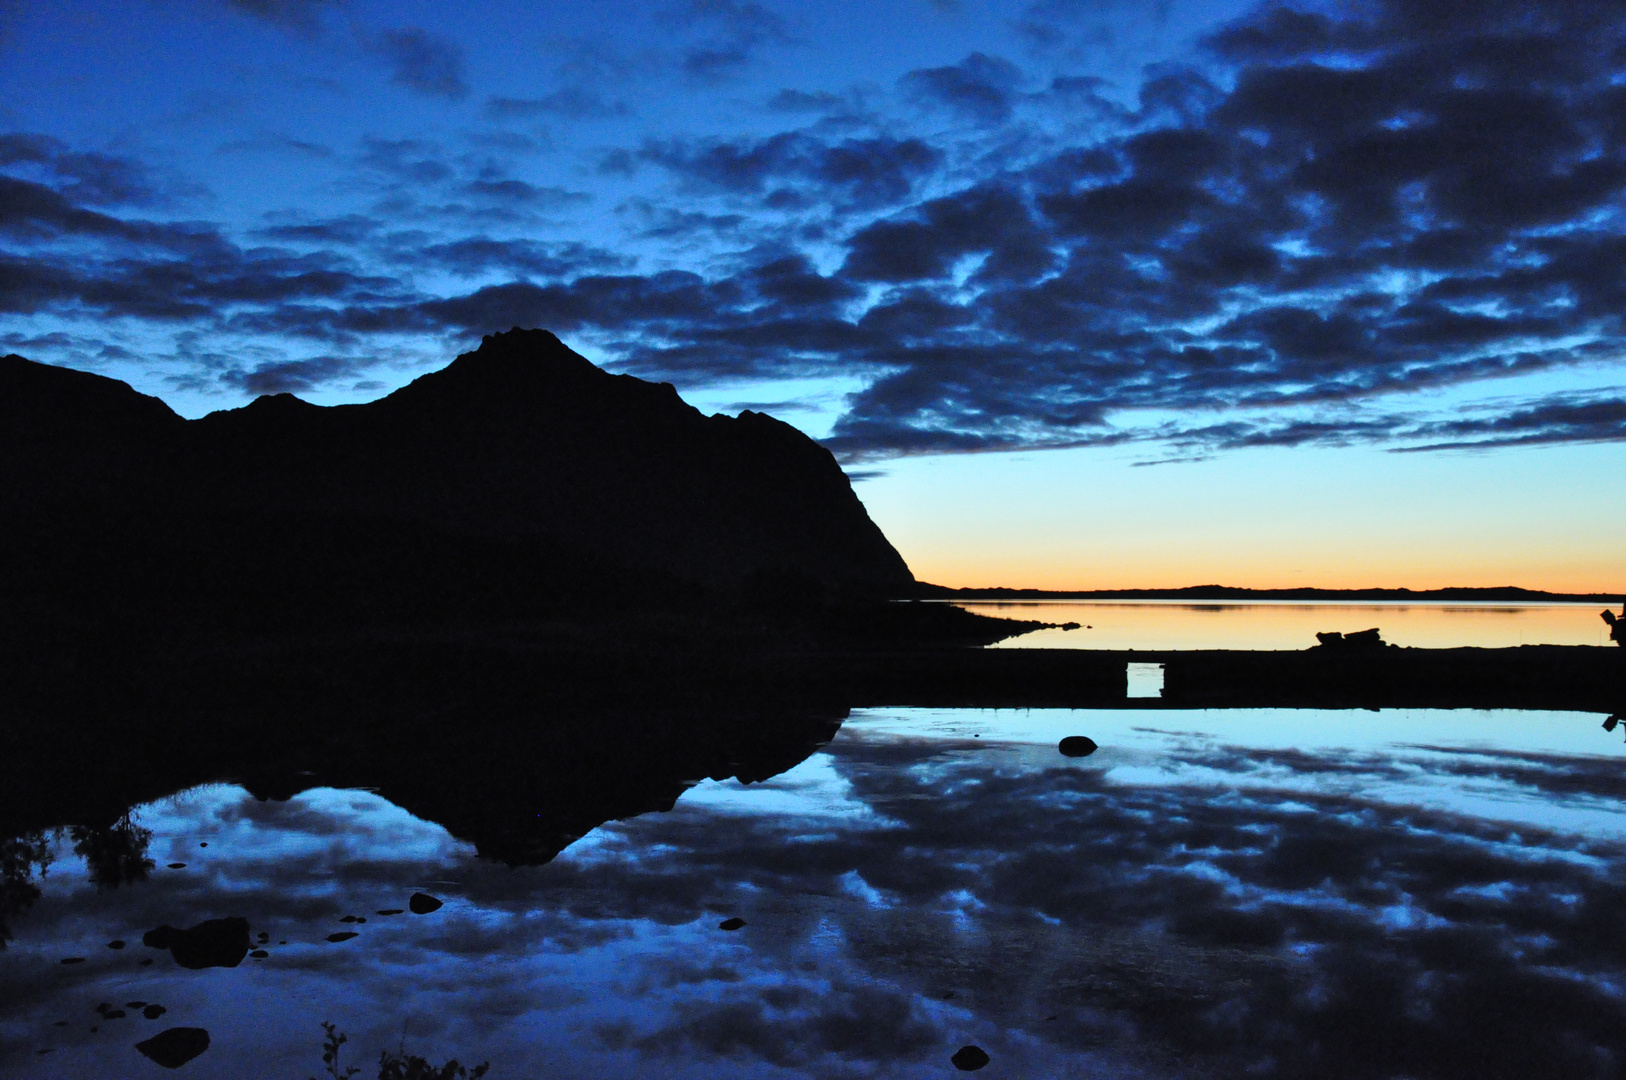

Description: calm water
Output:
[958,600,1617,649]
[5,706,1626,1079]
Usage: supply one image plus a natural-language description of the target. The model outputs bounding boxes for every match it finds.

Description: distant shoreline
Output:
[918,584,1625,604]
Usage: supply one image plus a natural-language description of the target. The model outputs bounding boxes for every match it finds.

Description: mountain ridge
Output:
[0,329,917,639]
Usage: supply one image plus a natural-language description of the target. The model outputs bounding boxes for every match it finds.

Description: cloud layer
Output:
[3,0,1626,461]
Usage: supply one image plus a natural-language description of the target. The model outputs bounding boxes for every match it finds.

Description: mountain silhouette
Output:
[1,328,914,640]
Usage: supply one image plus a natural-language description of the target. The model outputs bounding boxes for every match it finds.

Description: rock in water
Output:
[951,1045,990,1071]
[135,1027,209,1068]
[143,918,250,969]
[718,918,746,931]
[1058,736,1098,757]
[1314,627,1386,650]
[409,893,443,914]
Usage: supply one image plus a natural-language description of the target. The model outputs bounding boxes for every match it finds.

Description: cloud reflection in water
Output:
[3,707,1626,1079]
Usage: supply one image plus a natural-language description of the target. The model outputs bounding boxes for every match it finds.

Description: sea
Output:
[955,599,1618,650]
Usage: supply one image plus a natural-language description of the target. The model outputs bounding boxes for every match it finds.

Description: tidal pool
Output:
[4,706,1625,1079]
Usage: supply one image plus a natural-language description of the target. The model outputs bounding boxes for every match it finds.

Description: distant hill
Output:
[0,329,916,640]
[922,584,1624,604]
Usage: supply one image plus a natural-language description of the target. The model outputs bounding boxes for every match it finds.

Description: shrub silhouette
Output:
[311,1022,489,1080]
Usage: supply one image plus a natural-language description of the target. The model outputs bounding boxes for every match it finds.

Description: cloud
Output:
[484,90,629,120]
[900,52,1024,126]
[766,89,851,114]
[642,131,941,208]
[219,353,374,395]
[0,134,167,206]
[369,27,469,100]
[841,184,1054,283]
[662,0,799,81]
[404,239,628,280]
[460,179,590,209]
[1396,393,1626,451]
[218,0,340,34]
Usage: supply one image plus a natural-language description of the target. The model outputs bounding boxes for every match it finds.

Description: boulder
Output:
[135,1027,209,1069]
[1058,736,1098,758]
[143,918,250,969]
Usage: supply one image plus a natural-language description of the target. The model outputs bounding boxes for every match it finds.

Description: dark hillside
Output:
[0,329,922,644]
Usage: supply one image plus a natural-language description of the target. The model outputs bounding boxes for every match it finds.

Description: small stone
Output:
[326,932,358,943]
[257,932,269,942]
[60,957,85,965]
[107,940,126,950]
[951,1045,990,1071]
[136,1027,210,1068]
[199,842,207,847]
[95,1003,113,1015]
[1058,736,1098,758]
[250,950,269,958]
[408,893,443,914]
[104,1010,126,1020]
[166,863,186,869]
[376,909,404,916]
[718,917,746,931]
[143,1005,167,1020]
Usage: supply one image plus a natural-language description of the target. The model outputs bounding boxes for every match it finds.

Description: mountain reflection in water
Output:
[5,707,1626,1079]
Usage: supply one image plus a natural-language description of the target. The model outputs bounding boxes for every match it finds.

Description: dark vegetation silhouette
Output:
[311,1021,488,1080]
[0,831,51,947]
[68,815,154,891]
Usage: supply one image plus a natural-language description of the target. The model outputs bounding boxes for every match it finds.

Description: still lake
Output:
[956,600,1616,650]
[5,703,1626,1079]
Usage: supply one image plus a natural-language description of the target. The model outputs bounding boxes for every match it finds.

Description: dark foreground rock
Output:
[409,893,443,914]
[1058,736,1098,757]
[143,918,250,969]
[951,1045,990,1070]
[1314,627,1388,650]
[135,1027,210,1068]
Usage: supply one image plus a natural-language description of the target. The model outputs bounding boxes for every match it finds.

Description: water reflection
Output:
[4,707,1626,1078]
[68,817,154,893]
[959,600,1615,649]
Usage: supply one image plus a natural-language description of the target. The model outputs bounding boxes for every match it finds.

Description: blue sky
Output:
[2,0,1623,589]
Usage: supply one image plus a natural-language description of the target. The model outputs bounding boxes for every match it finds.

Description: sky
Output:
[1,0,1623,591]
